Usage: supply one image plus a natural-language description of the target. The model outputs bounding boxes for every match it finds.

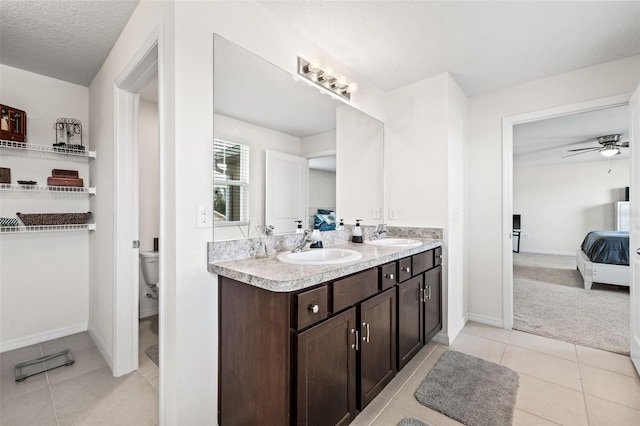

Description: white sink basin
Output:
[277,248,362,265]
[364,238,422,248]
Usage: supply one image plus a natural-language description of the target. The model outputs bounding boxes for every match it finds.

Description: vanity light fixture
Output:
[297,57,358,101]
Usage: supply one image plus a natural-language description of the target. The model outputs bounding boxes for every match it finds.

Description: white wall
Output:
[467,55,640,324]
[138,99,159,318]
[514,159,629,254]
[0,65,90,350]
[214,113,302,241]
[384,72,468,342]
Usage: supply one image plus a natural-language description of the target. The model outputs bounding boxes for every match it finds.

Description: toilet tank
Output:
[139,251,159,286]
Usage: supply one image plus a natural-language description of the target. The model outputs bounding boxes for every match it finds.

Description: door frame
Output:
[113,24,166,421]
[501,93,632,329]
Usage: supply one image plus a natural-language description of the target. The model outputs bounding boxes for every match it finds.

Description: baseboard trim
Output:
[519,249,575,256]
[433,314,469,345]
[0,323,88,353]
[88,325,113,371]
[140,306,159,319]
[467,313,504,329]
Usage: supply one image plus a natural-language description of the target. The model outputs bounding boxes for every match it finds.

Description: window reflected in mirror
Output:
[214,139,250,225]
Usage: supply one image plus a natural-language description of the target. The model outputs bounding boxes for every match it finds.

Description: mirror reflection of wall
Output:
[213,34,383,241]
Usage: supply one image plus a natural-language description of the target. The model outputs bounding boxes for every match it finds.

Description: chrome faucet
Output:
[370,223,388,240]
[292,229,314,252]
[264,225,274,236]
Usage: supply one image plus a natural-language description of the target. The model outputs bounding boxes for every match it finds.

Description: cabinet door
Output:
[296,308,357,426]
[397,275,424,370]
[424,265,442,342]
[359,288,396,409]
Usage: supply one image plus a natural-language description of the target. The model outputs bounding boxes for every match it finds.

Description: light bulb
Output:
[309,73,319,82]
[323,66,334,80]
[346,82,359,94]
[336,76,347,88]
[308,59,320,73]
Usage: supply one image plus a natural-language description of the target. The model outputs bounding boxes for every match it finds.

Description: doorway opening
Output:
[502,94,632,356]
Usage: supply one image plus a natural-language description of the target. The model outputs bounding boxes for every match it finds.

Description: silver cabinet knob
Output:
[309,304,320,314]
[637,248,640,255]
[402,267,410,273]
[385,273,394,280]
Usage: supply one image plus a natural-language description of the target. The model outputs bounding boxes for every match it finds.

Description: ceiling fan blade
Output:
[567,147,600,152]
[562,150,599,158]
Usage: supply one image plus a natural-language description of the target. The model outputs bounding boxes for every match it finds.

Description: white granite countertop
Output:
[208,239,442,292]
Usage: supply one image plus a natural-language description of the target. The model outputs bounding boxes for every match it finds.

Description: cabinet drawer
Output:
[398,257,412,282]
[379,262,397,290]
[412,250,434,275]
[295,285,329,330]
[332,268,378,313]
[434,246,442,267]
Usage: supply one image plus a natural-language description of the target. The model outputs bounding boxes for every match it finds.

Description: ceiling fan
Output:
[562,134,629,158]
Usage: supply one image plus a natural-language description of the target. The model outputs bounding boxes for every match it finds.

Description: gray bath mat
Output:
[414,351,519,426]
[144,344,159,366]
[398,418,428,426]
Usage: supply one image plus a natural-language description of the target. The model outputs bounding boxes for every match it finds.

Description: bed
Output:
[576,231,630,290]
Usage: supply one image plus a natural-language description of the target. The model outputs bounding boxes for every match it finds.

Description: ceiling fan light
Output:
[600,146,620,157]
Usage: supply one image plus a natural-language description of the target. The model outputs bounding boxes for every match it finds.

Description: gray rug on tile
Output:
[398,418,428,426]
[145,344,159,366]
[513,263,629,355]
[414,351,519,426]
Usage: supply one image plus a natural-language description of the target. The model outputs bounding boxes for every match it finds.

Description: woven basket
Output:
[16,212,92,226]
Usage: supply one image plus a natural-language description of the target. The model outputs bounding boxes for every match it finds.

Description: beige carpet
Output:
[513,253,630,355]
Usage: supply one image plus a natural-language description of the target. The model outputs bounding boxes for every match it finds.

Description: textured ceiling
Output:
[261,1,640,95]
[0,0,139,86]
[514,105,629,167]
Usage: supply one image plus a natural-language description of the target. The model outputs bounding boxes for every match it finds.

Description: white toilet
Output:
[140,251,159,290]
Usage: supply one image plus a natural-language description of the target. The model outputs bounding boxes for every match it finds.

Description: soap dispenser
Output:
[310,224,323,248]
[295,220,303,234]
[337,219,344,231]
[352,219,363,243]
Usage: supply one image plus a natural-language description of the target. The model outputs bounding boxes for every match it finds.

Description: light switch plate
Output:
[389,207,398,220]
[372,207,381,220]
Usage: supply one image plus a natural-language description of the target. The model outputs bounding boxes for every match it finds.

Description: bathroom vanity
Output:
[212,241,442,426]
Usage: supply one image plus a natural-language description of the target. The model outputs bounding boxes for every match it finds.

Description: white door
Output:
[629,84,640,375]
[265,151,309,234]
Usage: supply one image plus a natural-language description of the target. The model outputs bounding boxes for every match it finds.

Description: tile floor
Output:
[2,319,639,426]
[0,316,159,426]
[352,322,640,426]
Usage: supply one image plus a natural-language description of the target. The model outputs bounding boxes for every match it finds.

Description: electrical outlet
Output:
[524,234,529,239]
[372,207,381,220]
[389,207,398,220]
[197,205,212,228]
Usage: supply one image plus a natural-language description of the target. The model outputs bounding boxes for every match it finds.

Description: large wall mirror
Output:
[213,35,384,241]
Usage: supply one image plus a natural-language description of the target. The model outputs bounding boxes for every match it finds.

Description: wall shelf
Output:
[0,184,96,194]
[0,223,96,234]
[0,140,96,159]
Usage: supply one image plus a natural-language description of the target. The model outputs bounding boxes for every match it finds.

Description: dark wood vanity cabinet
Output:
[297,308,357,426]
[358,288,396,409]
[218,247,441,426]
[397,275,424,370]
[395,250,443,370]
[424,265,442,341]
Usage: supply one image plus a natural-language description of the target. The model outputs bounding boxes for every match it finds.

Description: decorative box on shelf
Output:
[47,169,83,187]
[0,104,27,143]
